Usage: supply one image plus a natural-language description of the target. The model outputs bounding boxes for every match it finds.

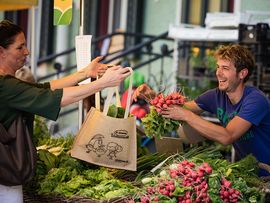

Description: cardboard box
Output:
[155,136,183,155]
[177,123,205,144]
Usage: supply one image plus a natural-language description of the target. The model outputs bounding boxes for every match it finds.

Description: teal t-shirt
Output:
[0,75,63,128]
[195,86,270,176]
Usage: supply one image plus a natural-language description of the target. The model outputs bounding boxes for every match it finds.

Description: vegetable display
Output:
[26,119,164,201]
[133,146,266,203]
[142,92,185,138]
[25,117,269,202]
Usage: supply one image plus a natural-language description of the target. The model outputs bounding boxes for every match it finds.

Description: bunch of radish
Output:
[219,177,241,202]
[138,160,214,203]
[150,92,185,113]
[171,160,212,203]
[140,180,176,202]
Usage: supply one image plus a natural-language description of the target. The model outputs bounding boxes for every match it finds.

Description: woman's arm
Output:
[60,66,131,107]
[50,56,108,90]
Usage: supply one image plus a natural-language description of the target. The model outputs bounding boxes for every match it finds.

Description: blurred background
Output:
[1,0,270,137]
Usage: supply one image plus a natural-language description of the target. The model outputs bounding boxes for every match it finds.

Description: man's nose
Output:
[216,68,222,76]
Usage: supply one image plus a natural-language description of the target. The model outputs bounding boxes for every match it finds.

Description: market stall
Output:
[23,112,270,203]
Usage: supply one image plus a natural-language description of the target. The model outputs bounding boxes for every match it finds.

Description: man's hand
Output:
[132,84,157,102]
[160,105,191,121]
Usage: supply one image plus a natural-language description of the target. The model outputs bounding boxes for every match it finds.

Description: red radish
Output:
[149,92,185,113]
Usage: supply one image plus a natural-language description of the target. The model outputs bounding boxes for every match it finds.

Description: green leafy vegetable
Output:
[142,106,180,138]
[107,104,126,118]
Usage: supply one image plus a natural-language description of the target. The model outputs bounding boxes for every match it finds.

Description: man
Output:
[134,44,270,176]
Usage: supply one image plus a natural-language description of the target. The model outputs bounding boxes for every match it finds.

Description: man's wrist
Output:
[184,110,195,123]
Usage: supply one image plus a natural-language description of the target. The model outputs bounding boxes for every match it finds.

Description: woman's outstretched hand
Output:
[100,66,131,87]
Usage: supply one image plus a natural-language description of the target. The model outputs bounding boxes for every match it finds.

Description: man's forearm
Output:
[185,111,234,145]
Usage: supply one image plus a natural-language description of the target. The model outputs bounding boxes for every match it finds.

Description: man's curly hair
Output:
[215,44,255,82]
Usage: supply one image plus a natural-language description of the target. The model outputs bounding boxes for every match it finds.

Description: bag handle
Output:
[103,67,133,119]
[95,76,100,111]
[95,79,121,111]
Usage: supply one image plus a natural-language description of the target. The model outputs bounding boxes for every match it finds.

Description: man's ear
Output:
[239,68,248,80]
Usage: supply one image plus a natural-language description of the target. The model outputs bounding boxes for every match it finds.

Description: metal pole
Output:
[30,6,37,80]
[120,0,128,30]
[79,0,84,35]
[234,0,241,13]
[108,0,114,33]
[172,0,182,90]
[78,0,85,129]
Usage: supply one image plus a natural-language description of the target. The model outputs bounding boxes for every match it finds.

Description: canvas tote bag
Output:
[71,68,137,171]
[0,115,37,186]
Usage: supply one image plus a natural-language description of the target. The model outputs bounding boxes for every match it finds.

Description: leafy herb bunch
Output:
[141,92,185,139]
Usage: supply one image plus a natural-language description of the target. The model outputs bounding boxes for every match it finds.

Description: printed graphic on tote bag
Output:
[85,130,129,161]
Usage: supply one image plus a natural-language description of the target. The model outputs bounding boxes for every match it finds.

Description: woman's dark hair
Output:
[0,20,23,49]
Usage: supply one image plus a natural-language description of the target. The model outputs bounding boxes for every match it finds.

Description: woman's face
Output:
[2,32,29,73]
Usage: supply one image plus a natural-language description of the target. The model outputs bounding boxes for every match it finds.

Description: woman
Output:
[0,19,131,202]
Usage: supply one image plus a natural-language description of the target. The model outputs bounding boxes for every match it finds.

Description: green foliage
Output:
[142,106,180,138]
[177,78,216,100]
[107,104,126,118]
[58,154,86,172]
[91,179,135,200]
[38,167,78,194]
[204,54,217,72]
[82,168,113,186]
[54,175,91,197]
[33,116,51,146]
[37,149,58,172]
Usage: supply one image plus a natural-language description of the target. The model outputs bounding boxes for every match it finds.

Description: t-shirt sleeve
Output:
[238,92,269,126]
[194,89,217,114]
[2,77,63,121]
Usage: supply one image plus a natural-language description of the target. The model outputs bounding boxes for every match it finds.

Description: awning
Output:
[0,0,38,11]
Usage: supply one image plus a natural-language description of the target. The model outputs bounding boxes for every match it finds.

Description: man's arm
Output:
[161,105,252,145]
[185,111,252,145]
[183,100,204,114]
